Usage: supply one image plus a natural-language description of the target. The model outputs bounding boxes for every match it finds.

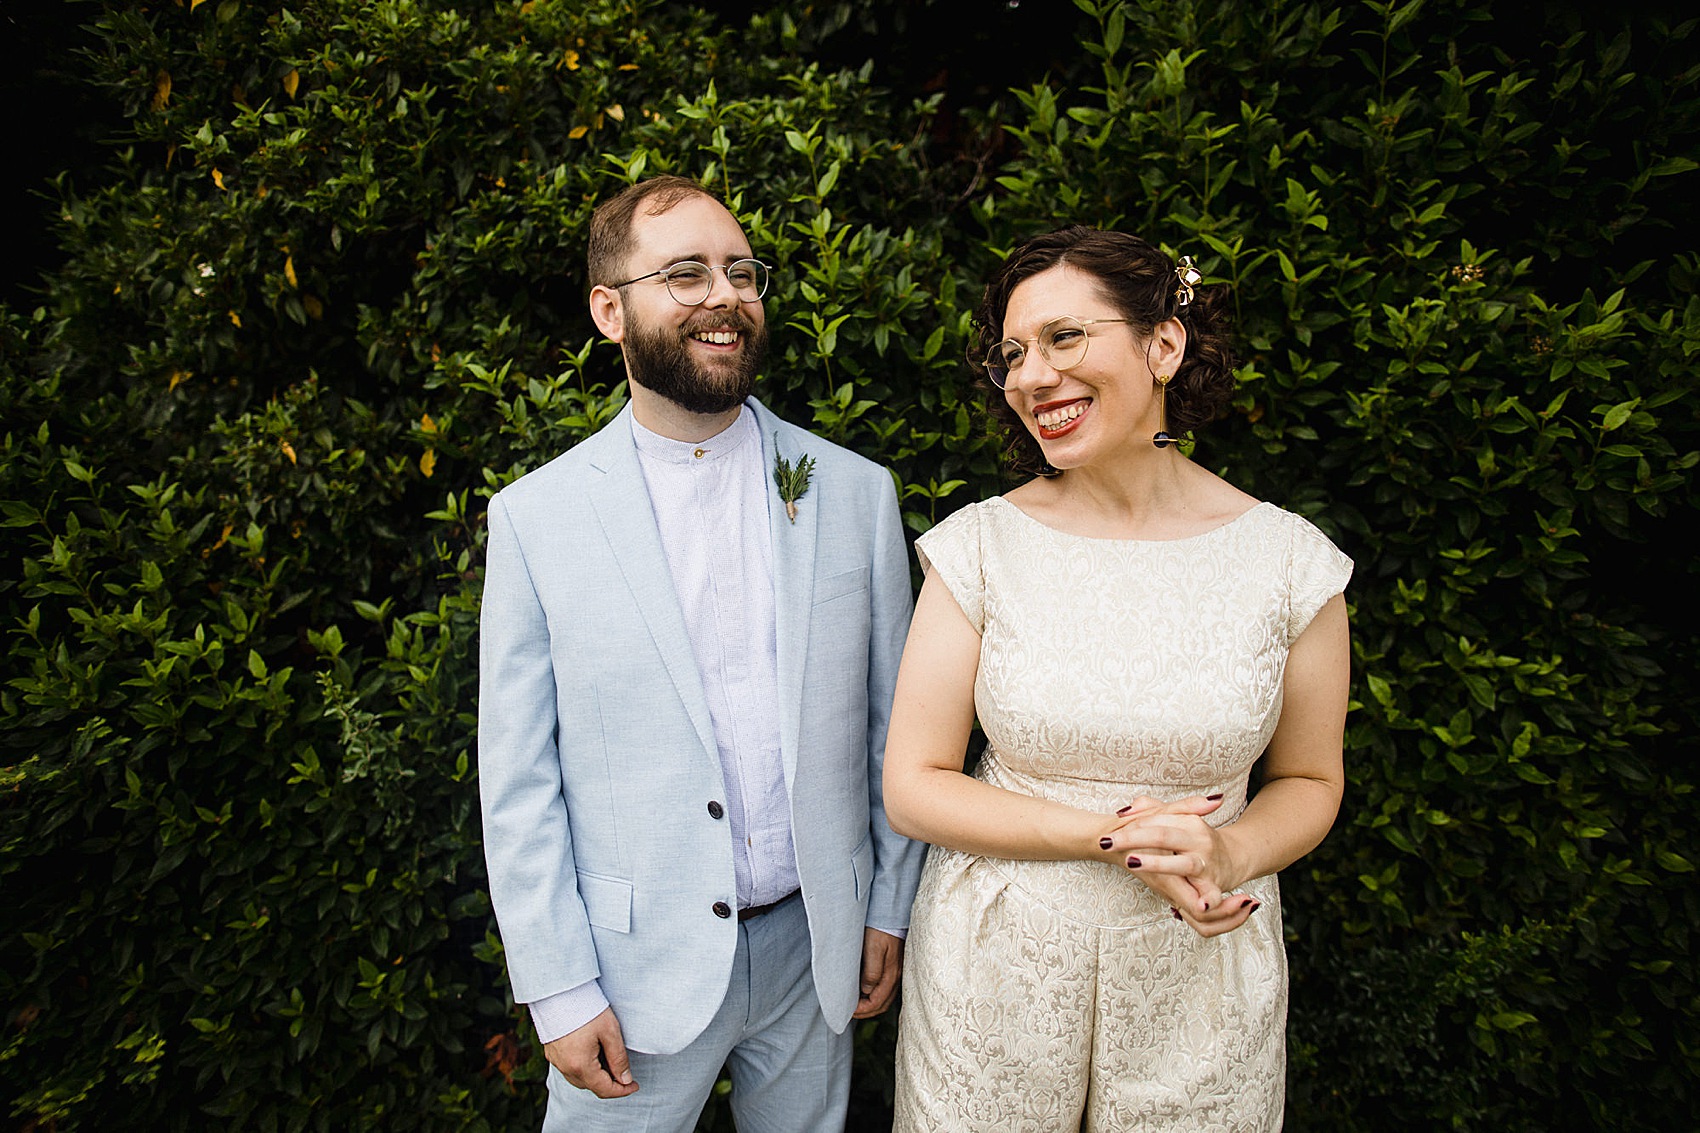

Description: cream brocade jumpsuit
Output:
[892,498,1352,1132]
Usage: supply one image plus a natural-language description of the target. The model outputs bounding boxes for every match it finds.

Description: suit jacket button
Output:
[712,901,732,919]
[707,800,725,820]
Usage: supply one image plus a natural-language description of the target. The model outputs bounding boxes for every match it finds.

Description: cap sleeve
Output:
[1283,511,1353,645]
[914,503,986,634]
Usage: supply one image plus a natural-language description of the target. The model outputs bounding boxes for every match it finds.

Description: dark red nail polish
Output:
[1171,907,1182,921]
[1116,805,1134,817]
[1099,837,1113,850]
[1126,855,1142,868]
[1247,901,1261,915]
[1206,793,1223,801]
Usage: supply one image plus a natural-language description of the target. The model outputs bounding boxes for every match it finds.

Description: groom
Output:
[477,175,923,1131]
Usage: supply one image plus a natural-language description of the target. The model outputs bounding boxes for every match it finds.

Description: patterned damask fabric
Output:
[892,498,1352,1132]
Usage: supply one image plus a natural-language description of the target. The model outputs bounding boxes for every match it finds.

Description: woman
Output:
[885,227,1352,1130]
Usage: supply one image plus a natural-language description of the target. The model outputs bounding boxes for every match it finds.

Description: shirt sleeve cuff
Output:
[867,924,908,940]
[528,980,611,1045]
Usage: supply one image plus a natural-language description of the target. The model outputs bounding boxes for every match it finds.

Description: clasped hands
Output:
[1094,793,1257,938]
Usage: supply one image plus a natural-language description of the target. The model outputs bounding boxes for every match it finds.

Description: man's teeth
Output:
[1036,402,1087,428]
[693,330,739,345]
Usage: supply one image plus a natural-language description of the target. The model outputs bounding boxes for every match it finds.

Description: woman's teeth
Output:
[1036,402,1087,428]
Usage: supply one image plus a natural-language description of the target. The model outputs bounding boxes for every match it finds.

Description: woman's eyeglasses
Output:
[981,316,1130,390]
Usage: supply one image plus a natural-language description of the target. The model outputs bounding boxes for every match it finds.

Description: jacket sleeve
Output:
[862,473,927,931]
[478,492,602,1003]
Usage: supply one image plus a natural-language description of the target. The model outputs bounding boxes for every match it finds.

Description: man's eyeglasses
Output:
[611,259,771,306]
[981,316,1131,390]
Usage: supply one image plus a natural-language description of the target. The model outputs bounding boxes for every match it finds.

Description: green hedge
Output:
[2,0,1696,1129]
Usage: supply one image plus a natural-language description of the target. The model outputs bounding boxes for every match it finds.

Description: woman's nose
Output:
[1006,353,1062,394]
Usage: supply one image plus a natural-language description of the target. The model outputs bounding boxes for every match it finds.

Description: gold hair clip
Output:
[1174,255,1202,308]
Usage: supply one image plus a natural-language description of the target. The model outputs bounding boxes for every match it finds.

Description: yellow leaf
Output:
[420,413,438,434]
[430,342,442,362]
[229,310,241,327]
[284,254,298,288]
[518,0,534,12]
[302,294,323,319]
[151,71,172,111]
[563,50,580,70]
[280,440,297,464]
[568,125,588,140]
[618,63,639,72]
[283,68,299,98]
[211,168,226,190]
[165,144,177,168]
[113,282,123,295]
[168,369,192,391]
[190,0,207,10]
[606,103,624,122]
[211,524,233,552]
[419,449,437,478]
[494,176,506,188]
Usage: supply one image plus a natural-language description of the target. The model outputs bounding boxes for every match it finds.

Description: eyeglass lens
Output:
[985,317,1091,389]
[663,260,768,305]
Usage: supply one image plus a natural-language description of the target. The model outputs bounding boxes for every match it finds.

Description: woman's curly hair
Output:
[973,226,1237,477]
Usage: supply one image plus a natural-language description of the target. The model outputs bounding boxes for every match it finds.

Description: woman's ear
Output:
[589,284,625,342]
[1152,316,1187,376]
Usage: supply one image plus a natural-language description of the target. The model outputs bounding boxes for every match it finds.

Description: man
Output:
[477,175,924,1131]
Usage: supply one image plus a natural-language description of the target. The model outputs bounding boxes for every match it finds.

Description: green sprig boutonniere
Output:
[773,435,815,525]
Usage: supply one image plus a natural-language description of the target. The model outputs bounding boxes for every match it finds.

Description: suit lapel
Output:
[754,401,818,790]
[584,408,717,762]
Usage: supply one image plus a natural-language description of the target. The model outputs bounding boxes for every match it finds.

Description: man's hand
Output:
[543,1006,639,1098]
[853,928,905,1019]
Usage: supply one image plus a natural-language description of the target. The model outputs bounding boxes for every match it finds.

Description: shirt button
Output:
[712,901,732,919]
[707,800,725,820]
[693,448,706,459]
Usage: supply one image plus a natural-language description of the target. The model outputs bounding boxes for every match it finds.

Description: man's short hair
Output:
[587,175,721,289]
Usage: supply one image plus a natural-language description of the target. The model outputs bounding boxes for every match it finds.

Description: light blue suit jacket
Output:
[478,398,924,1055]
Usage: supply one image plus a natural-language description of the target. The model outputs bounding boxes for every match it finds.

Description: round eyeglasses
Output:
[610,259,771,306]
[981,316,1131,390]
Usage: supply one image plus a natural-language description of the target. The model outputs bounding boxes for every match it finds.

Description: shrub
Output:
[3,0,1696,1129]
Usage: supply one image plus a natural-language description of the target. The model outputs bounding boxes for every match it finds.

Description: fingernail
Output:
[1201,900,1210,912]
[1171,907,1182,921]
[1125,855,1142,868]
[1247,902,1261,915]
[1098,837,1113,850]
[1116,805,1134,816]
[1206,793,1223,801]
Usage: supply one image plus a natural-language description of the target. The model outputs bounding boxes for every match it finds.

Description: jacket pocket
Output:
[578,871,633,934]
[813,566,870,607]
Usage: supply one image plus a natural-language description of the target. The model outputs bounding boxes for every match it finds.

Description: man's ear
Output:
[589,284,625,343]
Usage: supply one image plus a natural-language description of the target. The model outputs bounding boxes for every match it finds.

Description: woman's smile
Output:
[1033,397,1093,439]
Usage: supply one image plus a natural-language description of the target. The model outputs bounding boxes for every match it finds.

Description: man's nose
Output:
[700,265,743,309]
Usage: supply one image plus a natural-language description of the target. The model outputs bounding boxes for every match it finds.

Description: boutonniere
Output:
[772,435,815,524]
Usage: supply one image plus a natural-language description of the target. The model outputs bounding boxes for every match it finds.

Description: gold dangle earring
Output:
[1153,255,1201,450]
[1152,372,1178,449]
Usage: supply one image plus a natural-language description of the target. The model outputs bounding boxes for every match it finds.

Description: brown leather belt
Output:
[738,889,801,922]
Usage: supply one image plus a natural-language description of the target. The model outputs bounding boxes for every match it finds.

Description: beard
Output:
[623,309,768,416]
